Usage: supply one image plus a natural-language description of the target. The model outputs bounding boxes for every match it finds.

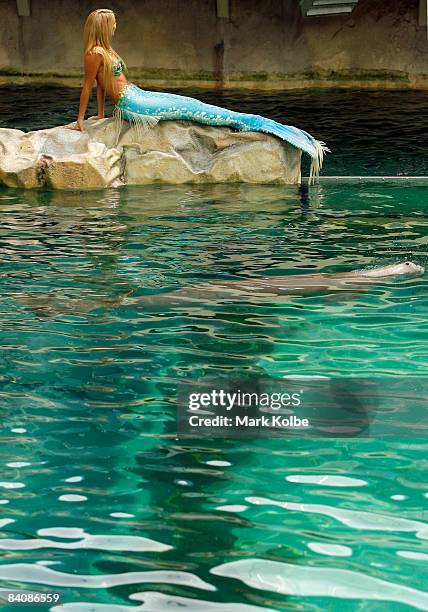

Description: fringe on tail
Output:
[113,105,160,145]
[309,140,331,186]
[256,117,330,186]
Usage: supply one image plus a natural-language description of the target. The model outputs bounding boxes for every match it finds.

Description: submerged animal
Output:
[12,261,424,317]
[134,260,425,303]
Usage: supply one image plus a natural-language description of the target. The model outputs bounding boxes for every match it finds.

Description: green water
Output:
[0,180,426,610]
[1,76,428,612]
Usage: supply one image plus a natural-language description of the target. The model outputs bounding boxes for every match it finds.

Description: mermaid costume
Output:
[112,57,328,181]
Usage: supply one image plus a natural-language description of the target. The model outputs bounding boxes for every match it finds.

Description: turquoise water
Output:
[0,88,427,610]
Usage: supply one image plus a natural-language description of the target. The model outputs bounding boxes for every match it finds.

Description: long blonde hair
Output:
[83,9,125,93]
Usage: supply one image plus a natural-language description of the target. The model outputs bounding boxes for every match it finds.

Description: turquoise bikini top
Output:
[112,57,125,76]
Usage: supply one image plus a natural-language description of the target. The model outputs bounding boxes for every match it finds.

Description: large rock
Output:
[0,118,301,189]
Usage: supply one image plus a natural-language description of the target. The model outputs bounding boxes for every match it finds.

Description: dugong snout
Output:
[356,260,425,278]
[401,261,425,275]
[385,261,425,276]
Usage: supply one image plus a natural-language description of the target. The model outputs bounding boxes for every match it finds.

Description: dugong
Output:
[136,260,425,303]
[11,261,424,317]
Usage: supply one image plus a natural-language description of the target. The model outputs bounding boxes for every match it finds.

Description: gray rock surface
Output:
[0,118,301,189]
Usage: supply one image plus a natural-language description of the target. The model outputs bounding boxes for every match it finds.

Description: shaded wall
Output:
[0,0,427,89]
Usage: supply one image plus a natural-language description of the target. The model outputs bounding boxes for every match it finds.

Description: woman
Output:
[72,8,328,181]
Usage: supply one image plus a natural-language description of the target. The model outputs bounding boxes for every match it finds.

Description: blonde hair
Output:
[83,9,126,94]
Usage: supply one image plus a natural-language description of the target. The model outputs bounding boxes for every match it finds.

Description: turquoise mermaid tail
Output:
[113,83,329,182]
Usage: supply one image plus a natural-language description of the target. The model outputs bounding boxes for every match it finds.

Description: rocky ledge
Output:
[0,118,301,189]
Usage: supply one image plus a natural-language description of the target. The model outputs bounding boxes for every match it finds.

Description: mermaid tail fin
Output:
[113,106,160,144]
[256,117,330,184]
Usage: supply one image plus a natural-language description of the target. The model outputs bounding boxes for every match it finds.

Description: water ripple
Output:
[211,559,428,610]
[53,592,272,611]
[0,528,172,552]
[246,496,428,535]
[0,564,215,591]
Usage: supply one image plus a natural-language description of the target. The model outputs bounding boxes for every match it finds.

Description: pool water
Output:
[0,87,427,610]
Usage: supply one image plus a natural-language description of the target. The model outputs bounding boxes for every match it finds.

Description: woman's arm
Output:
[72,53,102,131]
[86,80,105,121]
